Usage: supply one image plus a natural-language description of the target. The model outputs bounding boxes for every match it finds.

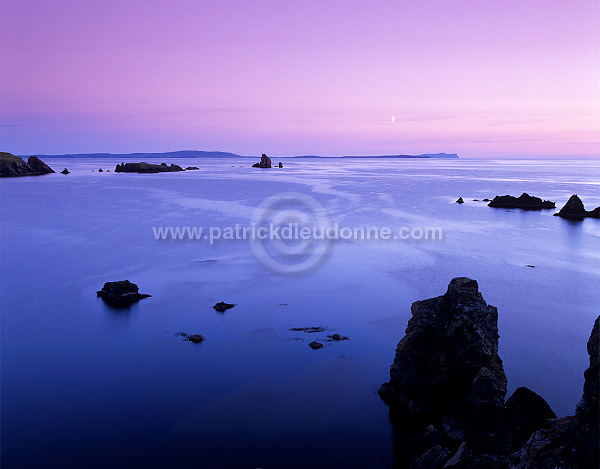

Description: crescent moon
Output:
[391,116,396,124]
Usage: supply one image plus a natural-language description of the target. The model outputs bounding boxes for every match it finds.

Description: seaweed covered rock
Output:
[488,193,555,209]
[97,280,151,306]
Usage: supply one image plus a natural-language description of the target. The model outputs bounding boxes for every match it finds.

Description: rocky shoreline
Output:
[379,277,598,468]
[0,152,55,177]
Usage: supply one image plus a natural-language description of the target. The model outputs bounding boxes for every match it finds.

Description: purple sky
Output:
[1,0,598,157]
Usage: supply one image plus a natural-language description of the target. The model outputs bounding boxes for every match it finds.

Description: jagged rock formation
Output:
[114,162,184,173]
[97,280,151,306]
[252,154,272,168]
[456,197,464,204]
[379,278,599,468]
[0,152,55,177]
[488,193,555,209]
[555,194,600,219]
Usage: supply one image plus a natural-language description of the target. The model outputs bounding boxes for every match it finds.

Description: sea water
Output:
[1,157,599,468]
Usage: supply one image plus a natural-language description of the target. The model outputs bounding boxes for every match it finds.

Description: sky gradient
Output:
[1,0,598,157]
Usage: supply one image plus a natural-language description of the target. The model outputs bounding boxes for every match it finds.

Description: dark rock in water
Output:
[97,280,151,305]
[278,161,283,168]
[473,199,479,201]
[60,168,70,174]
[98,168,103,172]
[456,197,464,204]
[175,332,205,343]
[308,341,323,350]
[252,153,272,168]
[327,333,349,341]
[185,166,199,170]
[379,277,507,452]
[488,193,555,209]
[555,194,600,219]
[0,152,55,177]
[289,326,327,333]
[213,301,235,312]
[379,279,599,468]
[114,162,184,173]
[482,198,491,202]
[526,265,535,268]
[27,156,55,175]
[186,334,205,343]
[503,387,556,452]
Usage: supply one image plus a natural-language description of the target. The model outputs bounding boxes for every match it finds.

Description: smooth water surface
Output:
[2,158,599,468]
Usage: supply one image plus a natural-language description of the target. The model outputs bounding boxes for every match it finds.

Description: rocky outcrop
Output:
[213,301,235,312]
[379,278,599,468]
[488,193,555,209]
[511,316,599,469]
[456,197,464,204]
[60,168,70,174]
[278,162,283,168]
[555,194,600,219]
[114,162,184,173]
[252,153,272,168]
[97,280,151,306]
[185,166,199,170]
[0,152,55,177]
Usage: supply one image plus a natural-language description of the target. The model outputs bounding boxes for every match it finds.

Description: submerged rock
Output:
[252,153,272,168]
[379,278,599,468]
[114,162,184,173]
[327,333,349,341]
[0,153,55,177]
[97,280,151,305]
[555,194,600,219]
[213,301,235,312]
[175,332,205,343]
[289,327,327,333]
[309,341,323,350]
[488,193,555,209]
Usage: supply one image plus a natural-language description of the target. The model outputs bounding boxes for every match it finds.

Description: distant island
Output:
[26,150,459,159]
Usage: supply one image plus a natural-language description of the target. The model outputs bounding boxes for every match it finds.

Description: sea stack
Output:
[252,154,272,168]
[0,152,55,177]
[379,278,599,467]
[488,193,555,209]
[555,195,600,219]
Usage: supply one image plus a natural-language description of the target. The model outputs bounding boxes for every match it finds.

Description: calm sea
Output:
[2,157,599,468]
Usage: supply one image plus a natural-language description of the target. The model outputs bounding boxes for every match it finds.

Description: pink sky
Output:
[1,0,598,157]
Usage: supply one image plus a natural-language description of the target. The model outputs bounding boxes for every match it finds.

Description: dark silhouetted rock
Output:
[456,197,464,204]
[114,162,184,173]
[503,387,556,452]
[278,161,283,168]
[482,198,491,202]
[309,341,323,349]
[27,156,55,175]
[98,168,103,172]
[488,193,555,209]
[186,334,205,343]
[97,280,151,305]
[252,153,272,168]
[60,168,70,174]
[0,152,55,177]
[379,281,598,468]
[289,327,327,333]
[327,333,349,341]
[213,301,235,312]
[555,194,600,219]
[185,166,199,170]
[379,277,507,452]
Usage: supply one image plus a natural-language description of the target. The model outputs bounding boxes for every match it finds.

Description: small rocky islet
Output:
[96,280,151,306]
[379,277,598,468]
[0,152,55,177]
